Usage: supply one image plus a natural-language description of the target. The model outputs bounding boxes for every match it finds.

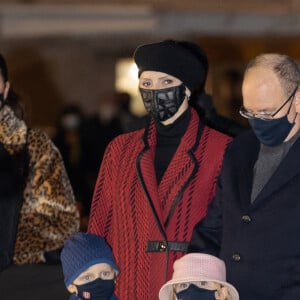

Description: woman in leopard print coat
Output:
[0,54,79,299]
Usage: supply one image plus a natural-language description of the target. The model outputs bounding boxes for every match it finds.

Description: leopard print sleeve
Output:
[13,128,80,264]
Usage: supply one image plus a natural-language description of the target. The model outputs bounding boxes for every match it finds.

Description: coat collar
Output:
[136,108,203,234]
[233,131,259,208]
[0,105,27,155]
[236,130,300,206]
[255,135,300,203]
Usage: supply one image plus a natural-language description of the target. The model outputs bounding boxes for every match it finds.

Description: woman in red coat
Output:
[88,40,232,299]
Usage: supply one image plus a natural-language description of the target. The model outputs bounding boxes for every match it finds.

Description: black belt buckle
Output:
[146,240,188,252]
[158,241,167,252]
[146,241,167,252]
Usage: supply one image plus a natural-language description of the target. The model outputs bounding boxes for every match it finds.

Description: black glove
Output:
[44,248,62,265]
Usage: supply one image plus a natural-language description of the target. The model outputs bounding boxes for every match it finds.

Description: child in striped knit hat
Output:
[61,232,119,300]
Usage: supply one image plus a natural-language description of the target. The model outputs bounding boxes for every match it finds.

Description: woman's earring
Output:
[186,92,191,101]
[185,87,191,101]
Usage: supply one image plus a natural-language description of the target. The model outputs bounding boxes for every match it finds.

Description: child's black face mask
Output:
[75,278,115,300]
[175,284,216,300]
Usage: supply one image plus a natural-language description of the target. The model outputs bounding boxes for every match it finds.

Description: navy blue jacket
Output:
[189,130,300,299]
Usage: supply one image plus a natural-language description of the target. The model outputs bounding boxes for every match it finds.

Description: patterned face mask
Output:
[139,84,186,122]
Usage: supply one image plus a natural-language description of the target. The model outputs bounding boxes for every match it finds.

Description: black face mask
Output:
[139,84,186,122]
[75,278,115,300]
[249,115,295,146]
[175,284,216,300]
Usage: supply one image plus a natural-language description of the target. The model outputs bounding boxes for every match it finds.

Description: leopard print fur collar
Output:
[0,105,27,155]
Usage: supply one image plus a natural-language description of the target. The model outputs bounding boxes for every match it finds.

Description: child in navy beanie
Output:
[61,232,119,300]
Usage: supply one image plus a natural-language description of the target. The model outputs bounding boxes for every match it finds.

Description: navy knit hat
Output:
[133,40,206,93]
[61,232,119,287]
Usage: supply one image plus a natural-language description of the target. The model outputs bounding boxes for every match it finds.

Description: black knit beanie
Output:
[133,40,206,93]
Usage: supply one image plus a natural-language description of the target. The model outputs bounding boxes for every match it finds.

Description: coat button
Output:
[242,215,251,223]
[232,253,241,262]
[159,241,167,251]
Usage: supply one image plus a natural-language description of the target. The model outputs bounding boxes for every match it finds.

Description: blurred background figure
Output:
[82,91,123,208]
[187,42,247,137]
[115,91,148,133]
[53,104,91,231]
[217,68,249,128]
[191,89,247,137]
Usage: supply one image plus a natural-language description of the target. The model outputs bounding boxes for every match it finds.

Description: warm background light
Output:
[115,58,146,116]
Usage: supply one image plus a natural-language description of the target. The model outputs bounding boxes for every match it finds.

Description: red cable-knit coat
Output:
[88,108,232,299]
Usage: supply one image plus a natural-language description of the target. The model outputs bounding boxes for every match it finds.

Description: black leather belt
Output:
[146,241,189,252]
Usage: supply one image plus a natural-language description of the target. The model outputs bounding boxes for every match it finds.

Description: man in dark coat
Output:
[189,53,300,300]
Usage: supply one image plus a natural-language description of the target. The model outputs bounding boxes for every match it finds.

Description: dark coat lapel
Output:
[159,110,202,226]
[233,131,260,208]
[136,122,165,235]
[255,136,300,203]
[136,109,202,232]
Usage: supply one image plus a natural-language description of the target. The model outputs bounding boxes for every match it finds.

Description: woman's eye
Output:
[163,79,173,85]
[142,81,151,87]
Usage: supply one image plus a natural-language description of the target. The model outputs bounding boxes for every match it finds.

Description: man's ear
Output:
[3,81,10,100]
[67,284,78,295]
[294,90,300,113]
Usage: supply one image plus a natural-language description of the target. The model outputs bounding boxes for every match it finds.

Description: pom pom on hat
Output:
[61,232,119,287]
[133,40,206,93]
